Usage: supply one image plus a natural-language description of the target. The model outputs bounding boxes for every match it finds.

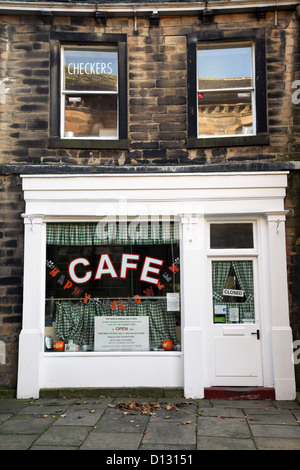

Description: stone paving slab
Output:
[140,443,196,450]
[197,436,256,450]
[80,431,143,450]
[254,437,300,450]
[0,434,40,450]
[198,407,245,418]
[142,420,197,446]
[197,416,251,439]
[0,414,56,435]
[93,411,150,433]
[53,409,104,426]
[0,399,31,413]
[249,423,300,438]
[33,425,91,447]
[18,405,67,415]
[246,411,298,425]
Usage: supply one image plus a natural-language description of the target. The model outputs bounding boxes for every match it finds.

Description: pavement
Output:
[0,395,300,452]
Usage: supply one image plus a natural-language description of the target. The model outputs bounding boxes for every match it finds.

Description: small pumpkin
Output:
[53,340,65,351]
[162,340,173,351]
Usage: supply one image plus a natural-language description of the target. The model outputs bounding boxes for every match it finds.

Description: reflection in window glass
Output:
[198,91,252,136]
[64,95,118,138]
[45,222,181,353]
[210,223,253,249]
[198,47,253,87]
[197,44,254,137]
[212,260,255,324]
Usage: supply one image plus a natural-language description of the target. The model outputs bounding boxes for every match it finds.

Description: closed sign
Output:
[223,288,244,297]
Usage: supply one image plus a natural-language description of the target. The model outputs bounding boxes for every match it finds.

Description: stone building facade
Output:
[0,0,299,398]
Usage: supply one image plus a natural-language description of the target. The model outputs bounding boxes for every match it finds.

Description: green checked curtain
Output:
[212,260,255,323]
[54,299,178,350]
[47,221,179,246]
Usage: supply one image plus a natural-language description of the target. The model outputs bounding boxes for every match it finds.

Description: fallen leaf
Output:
[181,421,192,425]
[89,409,96,413]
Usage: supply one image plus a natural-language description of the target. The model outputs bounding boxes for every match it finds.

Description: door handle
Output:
[251,329,260,340]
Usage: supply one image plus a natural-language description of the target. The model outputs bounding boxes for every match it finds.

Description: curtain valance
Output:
[47,221,179,246]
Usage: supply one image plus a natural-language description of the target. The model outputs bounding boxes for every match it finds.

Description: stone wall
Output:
[0,10,299,166]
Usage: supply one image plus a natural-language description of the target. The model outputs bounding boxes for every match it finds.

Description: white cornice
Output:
[0,0,298,16]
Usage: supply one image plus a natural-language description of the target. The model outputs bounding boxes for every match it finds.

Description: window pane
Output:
[63,49,118,92]
[198,46,253,90]
[198,91,253,136]
[64,94,118,138]
[45,222,181,353]
[212,260,255,324]
[210,223,254,249]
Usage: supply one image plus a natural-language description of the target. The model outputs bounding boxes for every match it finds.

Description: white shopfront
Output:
[17,172,296,400]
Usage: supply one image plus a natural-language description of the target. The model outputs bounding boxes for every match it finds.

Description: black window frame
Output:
[187,29,269,149]
[48,32,129,150]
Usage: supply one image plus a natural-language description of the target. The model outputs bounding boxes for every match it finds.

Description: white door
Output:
[209,259,263,386]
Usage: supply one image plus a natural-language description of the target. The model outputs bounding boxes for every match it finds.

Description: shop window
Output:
[45,221,181,353]
[187,30,268,148]
[49,32,129,149]
[212,260,255,324]
[210,223,253,249]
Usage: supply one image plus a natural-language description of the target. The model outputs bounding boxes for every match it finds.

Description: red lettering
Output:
[83,293,91,304]
[63,280,73,289]
[157,281,165,290]
[50,267,60,277]
[169,264,179,274]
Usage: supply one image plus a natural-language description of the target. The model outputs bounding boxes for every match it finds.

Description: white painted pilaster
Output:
[181,215,205,398]
[17,215,46,399]
[266,212,296,400]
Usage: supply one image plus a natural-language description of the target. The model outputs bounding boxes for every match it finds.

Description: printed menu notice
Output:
[94,316,149,351]
[167,293,180,311]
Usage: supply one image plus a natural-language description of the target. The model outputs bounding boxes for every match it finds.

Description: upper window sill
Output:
[48,137,130,150]
[187,134,269,149]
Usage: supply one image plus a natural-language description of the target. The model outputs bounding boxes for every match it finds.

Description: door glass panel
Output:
[212,260,255,324]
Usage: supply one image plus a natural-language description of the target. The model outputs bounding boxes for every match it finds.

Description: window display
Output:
[45,221,181,353]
